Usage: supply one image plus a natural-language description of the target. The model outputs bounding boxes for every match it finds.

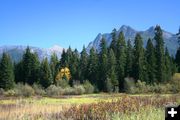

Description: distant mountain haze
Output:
[0,45,64,62]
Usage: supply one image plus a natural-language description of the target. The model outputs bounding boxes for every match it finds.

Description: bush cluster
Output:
[0,81,95,97]
[124,77,180,94]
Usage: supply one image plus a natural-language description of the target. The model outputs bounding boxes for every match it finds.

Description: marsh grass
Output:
[0,94,179,120]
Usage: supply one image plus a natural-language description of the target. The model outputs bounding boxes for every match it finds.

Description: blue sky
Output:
[0,0,180,51]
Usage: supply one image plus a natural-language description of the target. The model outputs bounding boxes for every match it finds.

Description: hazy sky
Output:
[0,0,180,51]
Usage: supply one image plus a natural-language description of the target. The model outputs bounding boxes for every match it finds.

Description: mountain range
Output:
[0,45,64,62]
[87,25,179,56]
[0,25,179,62]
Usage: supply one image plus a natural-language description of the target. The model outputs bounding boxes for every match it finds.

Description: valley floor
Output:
[0,94,179,120]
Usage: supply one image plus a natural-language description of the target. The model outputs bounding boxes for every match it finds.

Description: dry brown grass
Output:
[0,94,179,120]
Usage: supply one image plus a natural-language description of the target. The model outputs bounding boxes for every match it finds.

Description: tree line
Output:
[0,25,180,92]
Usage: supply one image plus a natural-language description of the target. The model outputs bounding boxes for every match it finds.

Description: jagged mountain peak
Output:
[87,25,179,56]
[119,25,136,31]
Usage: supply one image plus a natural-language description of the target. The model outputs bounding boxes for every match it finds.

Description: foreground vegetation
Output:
[0,25,180,94]
[0,94,179,120]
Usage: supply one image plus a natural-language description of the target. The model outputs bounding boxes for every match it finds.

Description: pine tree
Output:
[133,33,145,81]
[125,39,133,77]
[98,37,108,91]
[154,25,166,82]
[0,53,14,90]
[146,38,156,84]
[70,49,80,82]
[116,31,126,91]
[50,53,59,83]
[79,46,88,83]
[175,48,180,72]
[87,47,98,85]
[60,49,68,67]
[22,47,40,85]
[164,47,172,82]
[176,28,180,72]
[14,61,24,83]
[30,53,40,84]
[40,58,53,88]
[108,49,118,92]
[110,28,117,54]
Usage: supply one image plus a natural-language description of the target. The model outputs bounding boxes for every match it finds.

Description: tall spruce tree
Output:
[175,48,180,72]
[14,61,24,83]
[71,49,80,81]
[175,28,180,72]
[87,47,98,85]
[0,53,14,90]
[164,47,172,82]
[154,25,166,82]
[133,33,145,81]
[50,53,59,83]
[110,28,117,54]
[108,49,118,92]
[60,49,68,67]
[116,31,126,91]
[22,47,40,85]
[98,37,108,91]
[79,46,88,83]
[146,38,157,84]
[40,58,53,88]
[125,39,133,77]
[65,46,73,68]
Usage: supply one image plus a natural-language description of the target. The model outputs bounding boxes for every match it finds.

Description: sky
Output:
[0,0,180,51]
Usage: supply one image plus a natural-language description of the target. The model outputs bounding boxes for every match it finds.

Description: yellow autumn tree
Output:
[55,67,71,81]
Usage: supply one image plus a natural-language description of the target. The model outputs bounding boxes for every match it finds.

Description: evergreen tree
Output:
[60,49,68,67]
[108,49,118,92]
[110,28,117,54]
[22,47,40,85]
[98,37,108,91]
[176,28,180,72]
[50,53,59,83]
[164,47,172,82]
[175,48,180,72]
[40,58,53,88]
[0,53,14,90]
[71,49,80,81]
[154,25,166,82]
[30,53,40,84]
[116,32,126,91]
[14,61,23,83]
[87,47,98,85]
[146,38,156,84]
[133,33,145,81]
[79,46,88,83]
[125,39,133,77]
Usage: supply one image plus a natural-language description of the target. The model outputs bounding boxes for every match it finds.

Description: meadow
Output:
[0,94,180,120]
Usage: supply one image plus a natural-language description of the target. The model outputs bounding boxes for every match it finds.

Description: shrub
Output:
[32,84,45,96]
[134,80,148,93]
[170,73,180,93]
[14,83,35,97]
[4,89,16,96]
[63,87,75,95]
[124,77,136,94]
[0,88,4,95]
[56,79,69,88]
[73,85,85,95]
[46,85,63,96]
[83,80,94,94]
